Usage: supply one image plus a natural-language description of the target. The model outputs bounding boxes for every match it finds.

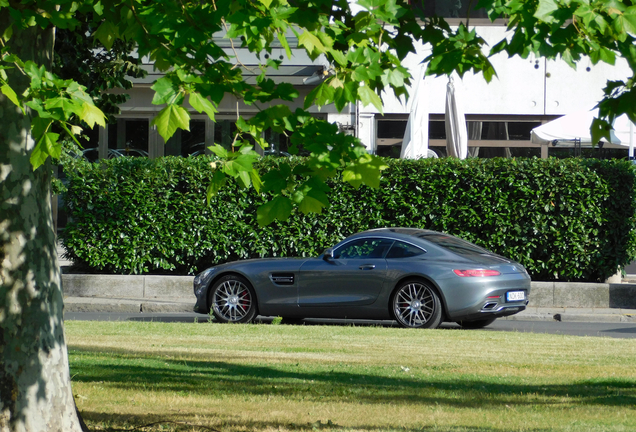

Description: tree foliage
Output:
[2,0,635,223]
[3,1,636,430]
[53,14,146,124]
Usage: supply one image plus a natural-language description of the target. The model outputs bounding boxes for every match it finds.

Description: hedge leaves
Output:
[61,156,636,281]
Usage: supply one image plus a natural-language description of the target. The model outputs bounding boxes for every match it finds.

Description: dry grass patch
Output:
[66,321,636,432]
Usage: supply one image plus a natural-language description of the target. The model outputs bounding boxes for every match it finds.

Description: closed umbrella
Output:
[400,67,429,159]
[445,78,468,159]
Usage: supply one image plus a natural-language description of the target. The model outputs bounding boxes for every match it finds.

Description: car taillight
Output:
[453,269,501,277]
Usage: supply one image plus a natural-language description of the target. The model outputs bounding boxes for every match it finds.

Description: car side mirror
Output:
[323,248,334,261]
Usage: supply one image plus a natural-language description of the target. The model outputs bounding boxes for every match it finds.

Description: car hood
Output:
[214,256,315,272]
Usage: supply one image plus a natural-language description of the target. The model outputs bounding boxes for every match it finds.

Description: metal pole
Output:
[630,121,634,160]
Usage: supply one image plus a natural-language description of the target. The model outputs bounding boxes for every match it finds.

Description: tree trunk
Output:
[0,20,84,432]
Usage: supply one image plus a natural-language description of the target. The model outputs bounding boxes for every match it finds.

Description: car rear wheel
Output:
[209,275,257,323]
[392,280,443,329]
[457,317,497,329]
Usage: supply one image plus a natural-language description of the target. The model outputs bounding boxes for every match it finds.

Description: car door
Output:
[297,238,393,307]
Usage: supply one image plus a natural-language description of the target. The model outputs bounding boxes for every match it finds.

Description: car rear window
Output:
[417,233,488,255]
[386,241,426,258]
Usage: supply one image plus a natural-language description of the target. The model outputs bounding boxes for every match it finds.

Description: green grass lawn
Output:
[66,320,636,432]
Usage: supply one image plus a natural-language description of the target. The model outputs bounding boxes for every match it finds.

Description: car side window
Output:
[334,238,394,259]
[386,241,426,259]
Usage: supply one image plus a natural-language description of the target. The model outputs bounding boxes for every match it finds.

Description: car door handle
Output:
[359,264,376,270]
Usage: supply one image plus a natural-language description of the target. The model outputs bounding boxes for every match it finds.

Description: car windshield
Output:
[417,233,488,255]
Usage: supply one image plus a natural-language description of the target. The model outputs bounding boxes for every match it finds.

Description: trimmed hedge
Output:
[60,156,636,281]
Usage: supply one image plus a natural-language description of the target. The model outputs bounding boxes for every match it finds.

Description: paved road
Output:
[64,312,636,339]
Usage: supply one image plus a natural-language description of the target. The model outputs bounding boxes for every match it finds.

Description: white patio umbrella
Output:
[531,108,635,158]
[445,78,468,159]
[400,67,429,159]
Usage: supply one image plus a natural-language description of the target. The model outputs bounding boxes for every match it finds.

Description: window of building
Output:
[410,0,489,19]
[376,118,407,158]
[77,126,100,162]
[165,120,206,156]
[108,118,149,157]
[264,129,291,156]
[377,117,547,159]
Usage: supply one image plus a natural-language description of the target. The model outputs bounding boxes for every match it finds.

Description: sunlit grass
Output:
[66,321,636,432]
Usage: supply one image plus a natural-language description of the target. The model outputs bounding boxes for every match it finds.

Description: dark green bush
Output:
[60,156,636,281]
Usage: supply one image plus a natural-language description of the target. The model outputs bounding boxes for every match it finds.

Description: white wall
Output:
[373,26,632,116]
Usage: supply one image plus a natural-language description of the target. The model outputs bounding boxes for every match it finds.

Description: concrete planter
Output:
[61,274,636,309]
[62,274,194,299]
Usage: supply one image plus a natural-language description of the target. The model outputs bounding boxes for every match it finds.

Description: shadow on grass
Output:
[69,347,636,409]
[80,410,557,432]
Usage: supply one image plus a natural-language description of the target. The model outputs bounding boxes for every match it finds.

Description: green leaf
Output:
[94,1,104,15]
[1,84,20,108]
[358,85,383,113]
[296,188,329,215]
[250,169,263,194]
[304,83,335,108]
[31,117,52,140]
[257,195,293,226]
[44,132,62,159]
[45,97,82,118]
[80,103,106,129]
[94,20,119,50]
[30,132,60,170]
[616,6,636,36]
[151,104,190,141]
[225,152,259,177]
[277,32,293,59]
[262,164,292,194]
[209,144,228,158]
[534,0,559,22]
[152,77,179,105]
[1,23,12,42]
[298,31,326,56]
[24,62,44,88]
[590,117,612,146]
[329,48,347,67]
[206,170,227,203]
[189,92,217,120]
[342,154,388,188]
[237,170,251,188]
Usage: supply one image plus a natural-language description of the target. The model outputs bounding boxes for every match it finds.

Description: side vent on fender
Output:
[270,273,295,285]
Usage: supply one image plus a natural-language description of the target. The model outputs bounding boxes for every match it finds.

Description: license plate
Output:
[506,291,526,302]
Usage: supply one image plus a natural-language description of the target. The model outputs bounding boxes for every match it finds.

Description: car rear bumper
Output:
[453,300,529,322]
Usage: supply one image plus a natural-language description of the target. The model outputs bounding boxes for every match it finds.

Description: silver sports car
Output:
[193,228,531,329]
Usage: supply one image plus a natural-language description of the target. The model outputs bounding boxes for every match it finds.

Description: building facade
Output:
[82,8,632,161]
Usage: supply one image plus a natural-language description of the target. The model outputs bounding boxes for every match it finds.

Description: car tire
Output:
[457,317,497,329]
[209,275,257,324]
[391,280,443,329]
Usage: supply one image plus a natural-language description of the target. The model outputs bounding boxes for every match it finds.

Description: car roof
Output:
[358,227,438,239]
[347,227,438,247]
[349,227,490,255]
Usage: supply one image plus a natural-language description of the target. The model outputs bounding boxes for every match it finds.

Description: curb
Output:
[63,297,195,314]
[62,297,636,323]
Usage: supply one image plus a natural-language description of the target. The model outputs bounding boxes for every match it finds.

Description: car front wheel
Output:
[209,275,257,323]
[392,280,443,329]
